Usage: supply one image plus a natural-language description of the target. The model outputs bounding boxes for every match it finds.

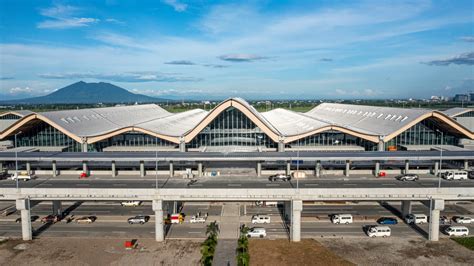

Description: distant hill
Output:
[1,81,168,104]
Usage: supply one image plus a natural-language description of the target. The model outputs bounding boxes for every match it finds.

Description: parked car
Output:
[15,215,39,223]
[75,216,96,224]
[405,214,428,224]
[453,216,472,224]
[445,226,469,237]
[442,170,468,180]
[247,227,266,238]
[331,214,353,224]
[0,170,10,180]
[377,217,398,225]
[468,171,474,179]
[269,174,291,182]
[366,225,391,238]
[190,215,206,223]
[11,171,32,181]
[128,215,150,224]
[440,216,450,225]
[121,201,142,207]
[251,215,271,224]
[396,174,419,181]
[41,215,60,224]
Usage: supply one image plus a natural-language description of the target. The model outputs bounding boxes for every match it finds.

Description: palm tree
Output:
[206,221,220,237]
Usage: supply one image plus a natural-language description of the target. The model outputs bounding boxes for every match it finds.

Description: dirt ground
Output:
[319,238,474,266]
[249,239,354,266]
[0,237,201,266]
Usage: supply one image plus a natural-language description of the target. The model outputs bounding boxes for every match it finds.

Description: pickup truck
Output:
[11,172,32,181]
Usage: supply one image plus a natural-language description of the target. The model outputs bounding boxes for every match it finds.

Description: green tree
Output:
[206,221,220,237]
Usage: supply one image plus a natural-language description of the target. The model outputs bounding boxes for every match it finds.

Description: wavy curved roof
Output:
[0,98,472,145]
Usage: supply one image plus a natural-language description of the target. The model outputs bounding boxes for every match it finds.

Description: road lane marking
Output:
[113,184,127,186]
[76,184,89,186]
[382,183,396,186]
[228,184,242,187]
[305,184,319,186]
[343,184,357,186]
[188,231,202,234]
[266,184,280,187]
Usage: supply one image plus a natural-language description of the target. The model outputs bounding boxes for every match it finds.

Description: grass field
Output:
[452,237,474,250]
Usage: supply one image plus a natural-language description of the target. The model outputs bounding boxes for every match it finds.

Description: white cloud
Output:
[37,4,99,29]
[461,36,474,42]
[218,54,268,62]
[9,87,33,94]
[162,0,187,12]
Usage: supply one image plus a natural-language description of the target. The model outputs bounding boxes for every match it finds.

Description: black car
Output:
[468,171,474,179]
[377,217,398,225]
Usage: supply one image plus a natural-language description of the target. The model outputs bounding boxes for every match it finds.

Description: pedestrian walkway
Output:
[213,203,240,266]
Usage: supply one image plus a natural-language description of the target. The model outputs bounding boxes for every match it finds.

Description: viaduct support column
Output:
[429,199,444,241]
[179,137,186,152]
[82,161,88,175]
[52,200,62,216]
[111,161,116,177]
[169,162,174,177]
[278,141,285,152]
[464,160,469,170]
[26,162,31,175]
[286,162,291,176]
[52,160,57,177]
[405,160,410,174]
[291,200,303,242]
[153,199,164,242]
[16,198,32,241]
[315,161,321,177]
[401,200,412,217]
[377,140,385,151]
[140,161,145,177]
[434,161,439,176]
[374,161,380,176]
[345,160,350,177]
[198,163,203,177]
[256,162,262,177]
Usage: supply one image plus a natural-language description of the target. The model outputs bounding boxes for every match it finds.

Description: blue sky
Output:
[0,0,473,100]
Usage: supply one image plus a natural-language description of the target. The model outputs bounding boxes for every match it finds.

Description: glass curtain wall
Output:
[385,119,460,148]
[92,131,176,151]
[288,130,377,151]
[0,114,22,120]
[187,107,276,149]
[8,121,82,151]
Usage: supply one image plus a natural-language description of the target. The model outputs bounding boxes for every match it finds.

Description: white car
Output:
[190,216,206,223]
[396,174,418,181]
[247,227,266,238]
[366,225,391,238]
[251,215,271,224]
[405,214,428,224]
[11,172,32,181]
[121,201,142,207]
[445,226,469,237]
[453,216,472,224]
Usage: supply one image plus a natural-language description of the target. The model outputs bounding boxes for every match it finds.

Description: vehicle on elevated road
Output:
[269,174,291,182]
[396,174,418,181]
[76,216,96,224]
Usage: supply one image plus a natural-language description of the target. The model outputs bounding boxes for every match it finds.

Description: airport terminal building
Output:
[0,98,473,153]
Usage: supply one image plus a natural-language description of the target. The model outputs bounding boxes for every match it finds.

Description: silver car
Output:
[269,174,291,182]
[396,174,418,181]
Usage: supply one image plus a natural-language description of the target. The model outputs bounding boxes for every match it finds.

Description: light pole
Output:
[436,129,443,190]
[155,136,158,189]
[14,131,22,190]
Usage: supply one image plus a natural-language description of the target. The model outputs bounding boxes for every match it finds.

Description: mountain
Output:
[1,81,168,104]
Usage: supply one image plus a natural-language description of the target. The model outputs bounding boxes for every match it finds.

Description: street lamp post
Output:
[155,137,158,189]
[436,130,443,190]
[14,131,22,190]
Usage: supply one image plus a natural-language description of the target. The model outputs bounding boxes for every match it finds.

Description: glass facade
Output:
[385,118,460,149]
[0,113,22,120]
[287,130,377,150]
[91,131,176,151]
[187,107,276,149]
[8,121,82,152]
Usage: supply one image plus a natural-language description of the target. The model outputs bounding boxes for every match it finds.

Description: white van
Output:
[121,201,142,207]
[331,214,353,224]
[11,172,32,181]
[445,226,469,237]
[367,226,391,238]
[442,170,468,180]
[251,215,271,224]
[405,214,428,224]
[247,227,266,238]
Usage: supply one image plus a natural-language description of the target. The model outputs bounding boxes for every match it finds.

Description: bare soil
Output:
[0,237,201,266]
[319,238,474,266]
[248,239,354,266]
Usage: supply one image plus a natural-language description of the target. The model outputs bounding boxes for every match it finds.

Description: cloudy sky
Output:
[0,0,473,100]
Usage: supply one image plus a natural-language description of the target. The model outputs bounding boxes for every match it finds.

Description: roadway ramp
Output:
[213,203,240,266]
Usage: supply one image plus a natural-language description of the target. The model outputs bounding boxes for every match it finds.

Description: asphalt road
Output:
[1,176,473,189]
